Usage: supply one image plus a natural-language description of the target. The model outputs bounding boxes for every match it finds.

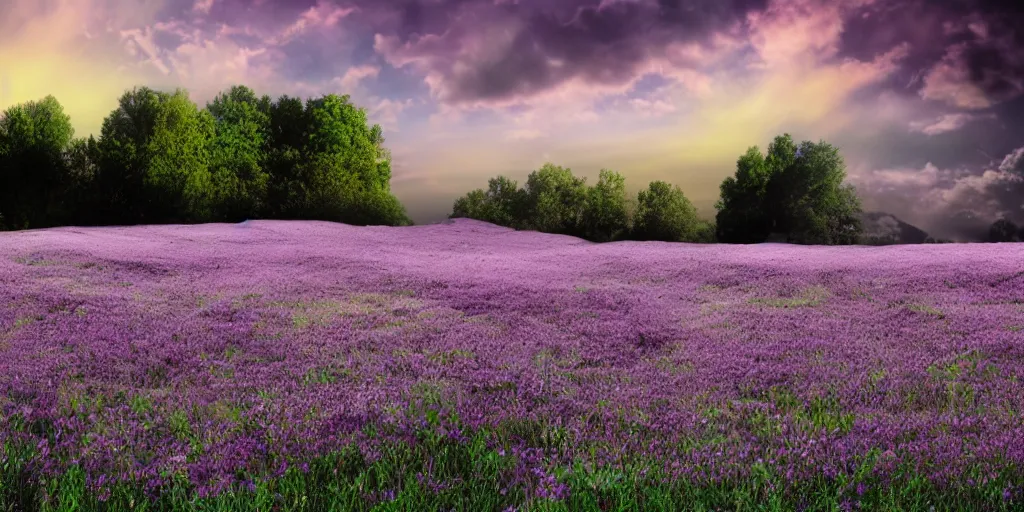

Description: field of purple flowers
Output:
[2,218,1023,511]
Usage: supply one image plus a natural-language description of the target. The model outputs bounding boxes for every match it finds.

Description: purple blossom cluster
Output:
[1,219,1023,502]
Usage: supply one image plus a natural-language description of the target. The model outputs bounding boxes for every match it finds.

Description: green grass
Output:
[748,286,830,309]
[1,381,1020,511]
[427,349,476,366]
[13,255,61,266]
[2,423,1020,512]
[12,315,40,329]
[651,357,694,376]
[907,303,945,319]
[292,313,312,329]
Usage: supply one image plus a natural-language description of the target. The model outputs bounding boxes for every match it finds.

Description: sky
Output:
[1,0,1022,240]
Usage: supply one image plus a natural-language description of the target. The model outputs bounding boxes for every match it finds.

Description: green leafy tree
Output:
[522,163,588,236]
[145,89,215,223]
[632,180,708,242]
[59,136,101,225]
[368,123,393,191]
[484,176,527,228]
[93,87,169,225]
[0,95,75,230]
[205,85,273,221]
[305,94,390,190]
[292,152,357,221]
[451,189,490,221]
[767,141,863,244]
[450,176,528,228]
[264,95,310,218]
[344,182,413,226]
[274,93,407,225]
[716,133,863,244]
[715,137,793,243]
[0,85,409,231]
[581,169,629,242]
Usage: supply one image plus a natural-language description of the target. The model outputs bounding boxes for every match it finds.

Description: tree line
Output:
[988,218,1024,243]
[0,86,410,231]
[451,134,865,245]
[2,86,1019,245]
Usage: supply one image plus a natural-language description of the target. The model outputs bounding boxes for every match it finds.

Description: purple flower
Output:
[2,221,1023,505]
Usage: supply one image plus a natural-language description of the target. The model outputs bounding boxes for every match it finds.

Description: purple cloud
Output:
[369,0,767,106]
[908,112,996,136]
[854,145,1024,240]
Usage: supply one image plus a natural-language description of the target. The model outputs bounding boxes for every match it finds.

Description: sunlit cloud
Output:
[908,112,996,136]
[1,0,1022,229]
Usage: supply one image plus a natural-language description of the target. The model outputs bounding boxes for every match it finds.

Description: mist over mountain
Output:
[859,211,931,245]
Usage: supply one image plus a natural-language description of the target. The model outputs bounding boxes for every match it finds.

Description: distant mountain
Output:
[859,212,930,245]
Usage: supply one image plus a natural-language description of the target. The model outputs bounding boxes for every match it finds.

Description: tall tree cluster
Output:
[715,134,862,245]
[2,97,949,248]
[450,165,714,244]
[0,86,410,231]
[0,96,76,230]
[450,133,864,245]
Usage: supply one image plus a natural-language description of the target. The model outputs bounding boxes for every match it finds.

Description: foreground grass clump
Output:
[3,421,1021,512]
[2,219,1024,510]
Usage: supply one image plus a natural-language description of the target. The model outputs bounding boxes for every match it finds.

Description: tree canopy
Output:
[581,169,630,243]
[522,163,589,236]
[145,89,216,223]
[206,85,273,222]
[451,176,528,228]
[632,181,713,243]
[450,165,715,243]
[716,134,863,245]
[449,134,871,246]
[0,95,76,230]
[6,94,1000,248]
[0,86,410,231]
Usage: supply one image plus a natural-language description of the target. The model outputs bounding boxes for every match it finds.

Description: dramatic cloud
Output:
[837,0,1024,109]
[273,1,355,46]
[920,36,1024,110]
[853,145,1024,240]
[372,0,765,107]
[2,0,1022,227]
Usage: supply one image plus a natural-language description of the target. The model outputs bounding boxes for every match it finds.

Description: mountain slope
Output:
[859,211,930,245]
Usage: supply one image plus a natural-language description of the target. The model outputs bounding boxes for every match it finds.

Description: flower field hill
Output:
[1,218,1023,511]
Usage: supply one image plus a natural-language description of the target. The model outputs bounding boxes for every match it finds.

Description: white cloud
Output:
[335,65,380,91]
[274,1,355,45]
[193,0,215,15]
[908,112,995,135]
[120,27,171,75]
[853,146,1024,237]
[919,22,1024,110]
[367,97,413,131]
[1000,146,1024,175]
[628,97,677,118]
[919,44,994,110]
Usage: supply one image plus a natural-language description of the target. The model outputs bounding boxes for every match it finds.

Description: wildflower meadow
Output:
[1,218,1023,511]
